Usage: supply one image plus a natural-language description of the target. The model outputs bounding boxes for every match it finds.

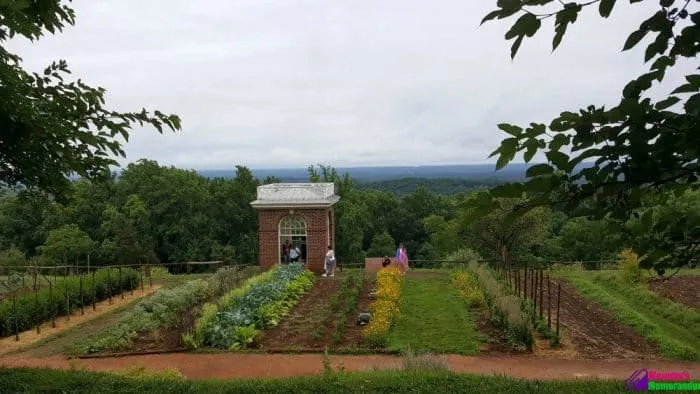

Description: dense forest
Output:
[356,177,503,196]
[1,160,697,273]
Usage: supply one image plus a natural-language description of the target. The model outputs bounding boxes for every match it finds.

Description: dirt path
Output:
[0,353,698,380]
[0,285,161,356]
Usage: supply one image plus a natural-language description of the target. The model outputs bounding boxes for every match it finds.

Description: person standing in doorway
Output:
[323,245,336,278]
[395,243,409,274]
[290,244,300,263]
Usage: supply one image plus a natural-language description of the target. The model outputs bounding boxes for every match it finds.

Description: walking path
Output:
[1,353,698,380]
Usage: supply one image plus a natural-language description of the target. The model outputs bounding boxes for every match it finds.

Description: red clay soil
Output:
[538,277,661,360]
[259,272,373,351]
[1,353,699,381]
[647,275,700,310]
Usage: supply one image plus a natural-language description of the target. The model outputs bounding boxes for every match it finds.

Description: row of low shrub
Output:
[193,263,315,350]
[330,270,364,344]
[75,266,261,354]
[0,268,140,337]
[467,261,534,352]
[362,266,403,348]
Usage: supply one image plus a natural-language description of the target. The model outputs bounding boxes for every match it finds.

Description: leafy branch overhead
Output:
[478,0,700,270]
[0,1,181,198]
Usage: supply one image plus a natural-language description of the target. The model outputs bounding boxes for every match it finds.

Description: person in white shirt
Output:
[290,244,300,263]
[323,245,336,277]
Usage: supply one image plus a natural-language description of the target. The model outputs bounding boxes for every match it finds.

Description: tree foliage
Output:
[38,224,94,265]
[0,1,181,197]
[480,0,700,270]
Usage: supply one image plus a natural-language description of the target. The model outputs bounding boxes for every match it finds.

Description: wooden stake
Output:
[547,274,552,329]
[556,282,561,336]
[33,265,40,334]
[539,270,544,320]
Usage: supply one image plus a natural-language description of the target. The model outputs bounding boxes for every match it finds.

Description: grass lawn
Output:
[0,368,626,393]
[556,270,700,361]
[389,271,483,355]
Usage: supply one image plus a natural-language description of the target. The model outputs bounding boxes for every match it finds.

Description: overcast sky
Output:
[5,0,686,169]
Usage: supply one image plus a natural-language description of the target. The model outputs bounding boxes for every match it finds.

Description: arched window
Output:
[279,216,307,237]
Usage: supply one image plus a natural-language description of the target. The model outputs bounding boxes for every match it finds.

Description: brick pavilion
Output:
[250,182,340,273]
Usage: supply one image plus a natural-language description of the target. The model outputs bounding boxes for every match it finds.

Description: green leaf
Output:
[497,0,521,11]
[525,164,554,177]
[481,10,503,26]
[622,29,648,51]
[511,35,524,59]
[523,139,538,163]
[655,96,680,110]
[495,138,518,170]
[545,151,571,172]
[549,134,569,151]
[497,123,523,137]
[599,0,615,18]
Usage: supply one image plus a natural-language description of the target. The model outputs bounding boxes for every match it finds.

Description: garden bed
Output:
[543,277,661,360]
[647,275,700,310]
[259,270,369,351]
[74,267,260,355]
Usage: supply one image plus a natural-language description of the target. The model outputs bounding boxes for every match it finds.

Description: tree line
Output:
[2,161,696,274]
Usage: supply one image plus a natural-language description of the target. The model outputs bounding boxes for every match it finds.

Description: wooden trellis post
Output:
[547,274,552,329]
[556,282,561,336]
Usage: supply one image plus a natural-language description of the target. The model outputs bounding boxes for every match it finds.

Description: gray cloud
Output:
[4,0,686,169]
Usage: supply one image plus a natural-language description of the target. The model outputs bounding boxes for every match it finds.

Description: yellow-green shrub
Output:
[451,270,485,308]
[618,248,644,284]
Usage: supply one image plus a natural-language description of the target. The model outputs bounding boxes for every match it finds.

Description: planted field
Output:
[556,270,700,361]
[647,275,700,310]
[74,266,260,355]
[389,270,482,355]
[260,270,365,350]
[0,268,140,338]
[193,263,314,350]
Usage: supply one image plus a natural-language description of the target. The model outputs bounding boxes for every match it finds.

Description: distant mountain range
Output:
[201,163,538,182]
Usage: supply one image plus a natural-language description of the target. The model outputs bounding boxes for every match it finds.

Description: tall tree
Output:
[38,224,94,265]
[460,198,549,268]
[0,2,180,198]
[480,0,700,270]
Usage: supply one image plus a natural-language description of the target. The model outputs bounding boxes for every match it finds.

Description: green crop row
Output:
[0,268,140,337]
[76,266,260,354]
[467,262,534,352]
[193,263,315,350]
[331,270,364,344]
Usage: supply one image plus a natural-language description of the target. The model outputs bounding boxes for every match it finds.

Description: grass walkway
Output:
[560,270,700,361]
[389,271,483,355]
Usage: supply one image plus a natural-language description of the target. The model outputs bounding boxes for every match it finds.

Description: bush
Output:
[195,263,315,350]
[363,266,403,348]
[0,268,140,337]
[451,270,486,308]
[618,249,644,284]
